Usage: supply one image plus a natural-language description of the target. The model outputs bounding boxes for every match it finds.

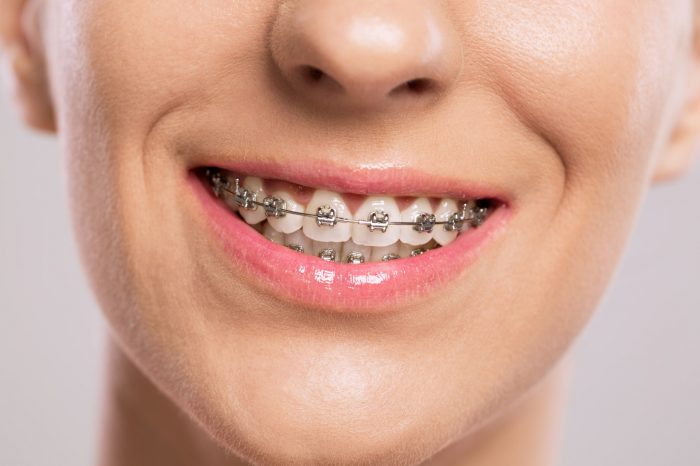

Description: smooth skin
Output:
[2,1,699,465]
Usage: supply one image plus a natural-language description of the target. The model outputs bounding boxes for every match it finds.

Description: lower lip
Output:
[190,173,510,313]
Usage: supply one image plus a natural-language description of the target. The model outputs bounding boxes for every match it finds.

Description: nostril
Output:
[303,65,325,83]
[295,64,437,101]
[406,78,433,93]
[269,1,462,110]
[389,78,435,97]
[298,65,344,92]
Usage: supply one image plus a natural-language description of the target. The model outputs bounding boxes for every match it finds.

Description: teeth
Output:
[238,176,267,225]
[370,244,400,262]
[219,178,240,213]
[267,190,305,234]
[207,169,492,263]
[302,190,352,243]
[284,230,313,254]
[432,199,460,246]
[351,196,401,247]
[312,241,342,262]
[211,173,240,213]
[399,239,438,258]
[223,192,240,213]
[399,197,434,246]
[263,222,285,245]
[341,241,372,264]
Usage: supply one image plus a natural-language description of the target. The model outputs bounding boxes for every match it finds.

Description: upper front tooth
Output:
[302,190,351,242]
[238,176,267,225]
[351,196,401,247]
[267,190,305,234]
[433,199,460,246]
[399,197,433,246]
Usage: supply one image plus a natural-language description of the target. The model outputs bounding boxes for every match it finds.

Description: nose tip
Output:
[269,0,462,110]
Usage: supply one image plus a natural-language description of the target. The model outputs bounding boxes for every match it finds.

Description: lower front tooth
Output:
[312,241,341,262]
[238,176,267,225]
[399,240,438,258]
[284,230,313,254]
[263,222,285,245]
[341,241,372,264]
[370,244,400,262]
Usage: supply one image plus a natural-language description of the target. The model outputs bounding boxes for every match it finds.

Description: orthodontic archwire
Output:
[205,168,489,234]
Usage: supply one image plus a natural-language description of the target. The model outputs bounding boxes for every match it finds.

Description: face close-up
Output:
[2,0,699,464]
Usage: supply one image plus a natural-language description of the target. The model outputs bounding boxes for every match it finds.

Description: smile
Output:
[203,167,493,263]
[190,161,510,312]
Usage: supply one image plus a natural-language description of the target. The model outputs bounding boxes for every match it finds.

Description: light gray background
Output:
[1,86,699,465]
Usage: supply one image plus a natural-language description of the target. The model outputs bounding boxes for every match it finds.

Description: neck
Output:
[98,338,570,466]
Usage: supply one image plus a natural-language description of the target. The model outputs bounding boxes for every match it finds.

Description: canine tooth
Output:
[268,190,304,234]
[263,222,285,245]
[302,190,351,242]
[312,241,341,262]
[238,176,267,225]
[433,199,461,246]
[399,198,433,246]
[370,244,400,262]
[263,196,287,218]
[341,241,372,264]
[351,196,401,247]
[284,230,313,254]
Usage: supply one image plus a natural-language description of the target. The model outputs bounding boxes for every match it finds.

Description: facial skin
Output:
[2,0,700,465]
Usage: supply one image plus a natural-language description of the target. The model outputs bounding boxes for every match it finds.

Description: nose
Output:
[269,0,462,110]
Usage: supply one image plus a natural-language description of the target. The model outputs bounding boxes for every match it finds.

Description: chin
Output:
[124,311,557,466]
[190,372,466,466]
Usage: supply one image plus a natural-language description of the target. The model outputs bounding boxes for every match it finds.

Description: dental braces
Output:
[206,168,489,234]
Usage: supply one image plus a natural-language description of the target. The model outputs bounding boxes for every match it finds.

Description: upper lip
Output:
[187,156,512,204]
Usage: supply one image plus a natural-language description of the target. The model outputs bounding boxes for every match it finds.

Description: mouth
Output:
[190,162,510,312]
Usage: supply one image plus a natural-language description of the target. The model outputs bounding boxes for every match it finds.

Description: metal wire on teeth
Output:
[206,168,489,233]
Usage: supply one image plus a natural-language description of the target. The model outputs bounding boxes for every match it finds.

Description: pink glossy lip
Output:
[189,169,510,313]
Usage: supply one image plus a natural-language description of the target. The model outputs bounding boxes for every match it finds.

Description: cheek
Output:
[470,0,689,189]
[56,0,274,138]
[413,2,695,412]
[52,0,274,321]
[460,2,692,331]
